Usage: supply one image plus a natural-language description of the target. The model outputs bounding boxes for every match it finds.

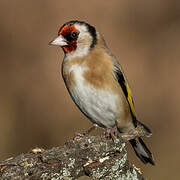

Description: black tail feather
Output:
[130,137,155,165]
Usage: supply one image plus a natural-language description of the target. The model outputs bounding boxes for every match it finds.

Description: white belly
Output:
[66,65,119,128]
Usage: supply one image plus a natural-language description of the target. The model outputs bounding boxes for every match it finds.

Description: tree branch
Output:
[0,132,146,179]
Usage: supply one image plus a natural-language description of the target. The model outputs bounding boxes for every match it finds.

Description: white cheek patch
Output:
[64,24,93,60]
[75,24,92,44]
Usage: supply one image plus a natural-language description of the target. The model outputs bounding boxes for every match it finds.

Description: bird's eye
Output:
[71,32,78,39]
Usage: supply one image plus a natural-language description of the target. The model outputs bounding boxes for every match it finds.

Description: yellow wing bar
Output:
[125,82,136,117]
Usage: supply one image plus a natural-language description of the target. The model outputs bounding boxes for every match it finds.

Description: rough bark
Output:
[0,134,146,180]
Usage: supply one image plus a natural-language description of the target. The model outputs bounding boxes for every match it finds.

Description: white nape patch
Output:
[68,65,118,128]
[64,24,92,61]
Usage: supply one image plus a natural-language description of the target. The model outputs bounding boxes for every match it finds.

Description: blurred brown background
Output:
[0,0,180,179]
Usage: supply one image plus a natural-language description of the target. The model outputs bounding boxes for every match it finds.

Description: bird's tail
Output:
[129,137,155,165]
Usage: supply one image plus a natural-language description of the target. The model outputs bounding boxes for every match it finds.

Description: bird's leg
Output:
[120,125,149,140]
[105,121,142,141]
[105,122,119,140]
[113,125,149,141]
[74,124,97,140]
[83,124,98,136]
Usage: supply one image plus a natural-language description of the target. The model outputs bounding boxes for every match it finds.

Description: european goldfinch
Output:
[50,20,155,165]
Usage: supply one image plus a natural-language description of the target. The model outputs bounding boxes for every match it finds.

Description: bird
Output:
[49,20,155,165]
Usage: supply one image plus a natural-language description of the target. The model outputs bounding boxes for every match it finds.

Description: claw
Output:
[104,122,146,142]
[105,124,119,141]
[83,125,97,136]
[73,124,97,140]
[73,132,85,140]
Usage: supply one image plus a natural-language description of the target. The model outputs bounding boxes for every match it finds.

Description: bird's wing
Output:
[113,63,137,121]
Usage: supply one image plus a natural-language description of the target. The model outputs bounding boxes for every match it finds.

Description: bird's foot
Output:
[73,124,97,140]
[105,124,148,142]
[73,132,85,140]
[117,126,148,141]
[118,130,137,141]
[105,125,119,141]
[83,124,97,136]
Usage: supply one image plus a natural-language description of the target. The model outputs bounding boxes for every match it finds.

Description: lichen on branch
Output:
[0,135,145,179]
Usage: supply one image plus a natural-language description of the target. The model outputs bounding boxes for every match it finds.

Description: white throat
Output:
[64,45,90,61]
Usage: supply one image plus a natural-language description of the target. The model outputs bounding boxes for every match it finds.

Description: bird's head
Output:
[49,20,97,56]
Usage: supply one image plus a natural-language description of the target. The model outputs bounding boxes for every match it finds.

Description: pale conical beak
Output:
[49,35,68,46]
